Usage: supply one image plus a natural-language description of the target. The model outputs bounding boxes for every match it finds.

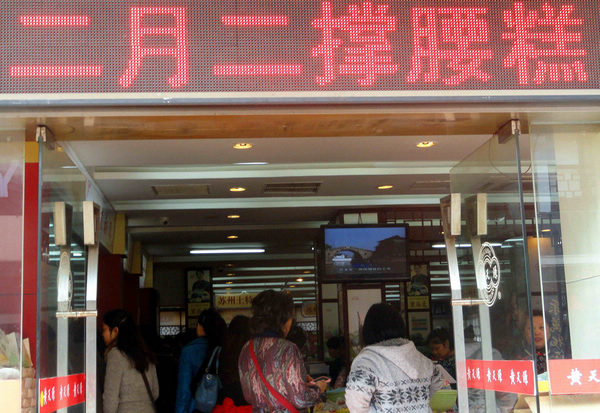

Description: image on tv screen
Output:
[323,226,408,280]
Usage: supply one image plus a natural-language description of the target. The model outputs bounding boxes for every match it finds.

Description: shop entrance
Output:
[29,106,597,412]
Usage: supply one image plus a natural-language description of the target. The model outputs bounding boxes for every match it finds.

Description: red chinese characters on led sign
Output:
[407,8,492,86]
[215,13,302,76]
[312,2,398,86]
[3,1,598,97]
[11,14,102,78]
[502,2,587,85]
[120,7,188,88]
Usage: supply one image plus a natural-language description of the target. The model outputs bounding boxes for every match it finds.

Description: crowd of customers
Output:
[100,292,450,413]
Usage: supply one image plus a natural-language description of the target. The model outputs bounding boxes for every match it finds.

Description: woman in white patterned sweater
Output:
[346,303,445,413]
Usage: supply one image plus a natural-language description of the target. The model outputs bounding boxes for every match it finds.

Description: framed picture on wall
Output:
[408,311,431,342]
[345,286,383,359]
[186,269,211,328]
[407,263,431,310]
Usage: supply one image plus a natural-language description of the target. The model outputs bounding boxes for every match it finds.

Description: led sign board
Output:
[3,1,600,104]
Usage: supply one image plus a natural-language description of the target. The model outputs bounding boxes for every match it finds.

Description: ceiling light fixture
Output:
[227,235,239,239]
[289,285,296,288]
[227,273,234,276]
[235,162,268,165]
[541,229,551,233]
[227,214,240,219]
[296,278,304,282]
[229,187,246,192]
[378,185,394,190]
[416,141,436,148]
[190,248,265,254]
[226,281,233,285]
[233,142,253,150]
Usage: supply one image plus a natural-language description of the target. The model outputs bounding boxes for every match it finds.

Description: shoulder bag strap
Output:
[205,346,222,373]
[141,370,156,411]
[249,339,299,413]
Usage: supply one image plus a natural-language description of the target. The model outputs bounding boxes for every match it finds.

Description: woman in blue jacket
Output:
[175,309,226,413]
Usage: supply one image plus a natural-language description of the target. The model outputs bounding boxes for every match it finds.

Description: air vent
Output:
[152,184,210,196]
[409,180,450,191]
[264,182,321,194]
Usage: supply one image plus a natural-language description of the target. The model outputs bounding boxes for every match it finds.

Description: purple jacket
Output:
[238,336,320,412]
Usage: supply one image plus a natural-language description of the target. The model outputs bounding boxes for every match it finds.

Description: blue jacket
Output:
[176,337,208,413]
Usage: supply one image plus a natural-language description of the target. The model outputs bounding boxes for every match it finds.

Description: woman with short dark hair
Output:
[238,290,327,412]
[346,303,445,413]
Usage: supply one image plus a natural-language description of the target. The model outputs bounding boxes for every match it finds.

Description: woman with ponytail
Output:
[102,309,159,413]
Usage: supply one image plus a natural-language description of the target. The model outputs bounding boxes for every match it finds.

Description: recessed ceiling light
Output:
[378,185,394,190]
[226,281,233,285]
[235,162,268,165]
[303,270,311,274]
[296,278,304,282]
[227,235,238,239]
[541,229,551,233]
[233,142,253,150]
[230,187,246,192]
[72,252,83,257]
[226,287,232,290]
[190,248,265,254]
[61,165,77,169]
[416,141,436,148]
[289,285,296,288]
[227,214,240,219]
[227,273,234,276]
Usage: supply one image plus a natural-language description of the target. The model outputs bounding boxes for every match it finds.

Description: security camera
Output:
[160,217,169,226]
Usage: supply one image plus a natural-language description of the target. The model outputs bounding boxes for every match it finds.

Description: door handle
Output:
[451,298,487,306]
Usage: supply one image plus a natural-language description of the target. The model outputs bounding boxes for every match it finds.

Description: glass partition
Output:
[530,113,600,411]
[443,124,538,412]
[0,123,25,412]
[39,142,88,412]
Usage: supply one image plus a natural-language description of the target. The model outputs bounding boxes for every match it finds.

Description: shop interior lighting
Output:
[227,235,239,239]
[432,242,502,248]
[233,142,253,150]
[541,229,551,233]
[235,162,268,165]
[190,248,265,254]
[227,214,240,219]
[377,185,394,190]
[229,187,246,192]
[416,141,436,148]
[296,278,304,282]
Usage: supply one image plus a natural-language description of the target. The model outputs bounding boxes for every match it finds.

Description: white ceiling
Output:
[54,114,504,300]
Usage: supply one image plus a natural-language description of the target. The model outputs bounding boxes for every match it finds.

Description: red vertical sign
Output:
[39,374,86,413]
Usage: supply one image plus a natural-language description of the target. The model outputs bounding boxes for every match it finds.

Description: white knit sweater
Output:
[346,338,444,413]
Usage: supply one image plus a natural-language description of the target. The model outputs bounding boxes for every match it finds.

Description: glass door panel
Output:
[39,141,88,412]
[530,113,600,411]
[442,121,538,412]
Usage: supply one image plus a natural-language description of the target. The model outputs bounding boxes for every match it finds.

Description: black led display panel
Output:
[2,1,600,104]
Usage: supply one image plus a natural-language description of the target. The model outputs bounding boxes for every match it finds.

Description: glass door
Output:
[441,120,539,412]
[38,130,98,413]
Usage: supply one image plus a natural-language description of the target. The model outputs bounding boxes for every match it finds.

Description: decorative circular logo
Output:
[477,242,501,306]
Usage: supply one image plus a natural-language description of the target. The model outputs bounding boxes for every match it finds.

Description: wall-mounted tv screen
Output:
[319,224,409,282]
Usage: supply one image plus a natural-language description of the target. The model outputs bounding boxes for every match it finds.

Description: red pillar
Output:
[23,142,39,364]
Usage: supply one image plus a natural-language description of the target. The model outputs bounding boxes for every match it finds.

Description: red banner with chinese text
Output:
[466,359,535,395]
[549,359,600,395]
[39,373,85,413]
